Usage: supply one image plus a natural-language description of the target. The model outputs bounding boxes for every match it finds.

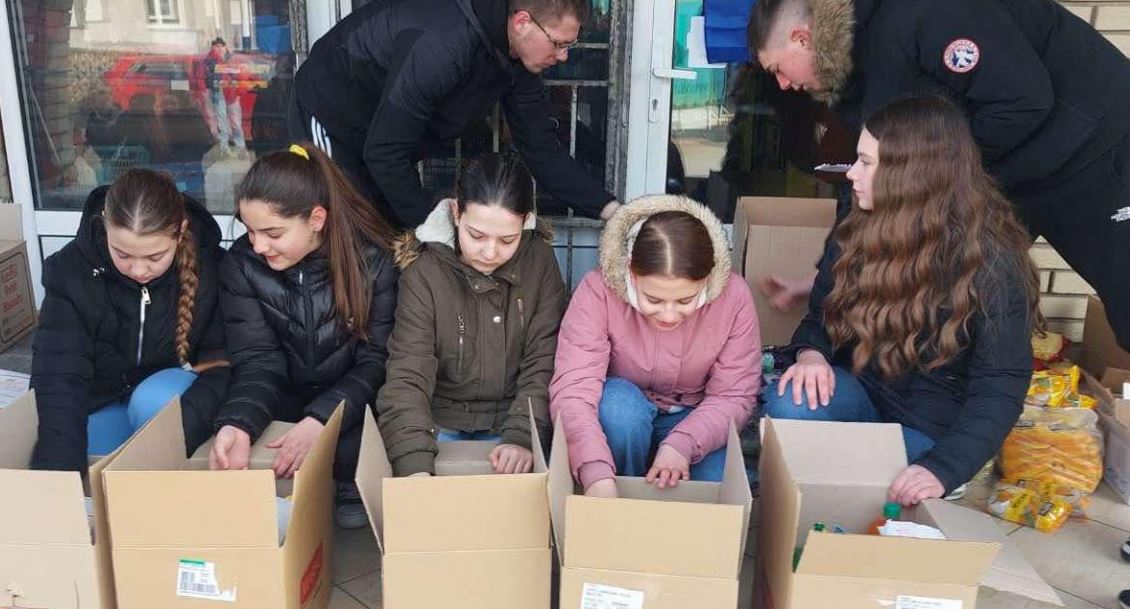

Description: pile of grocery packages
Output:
[988,331,1103,533]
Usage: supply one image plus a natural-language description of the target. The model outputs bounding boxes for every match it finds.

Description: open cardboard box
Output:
[548,417,753,609]
[0,390,118,609]
[0,205,36,353]
[731,197,837,347]
[101,398,343,609]
[188,421,297,497]
[356,409,551,609]
[1076,296,1130,504]
[757,418,1062,609]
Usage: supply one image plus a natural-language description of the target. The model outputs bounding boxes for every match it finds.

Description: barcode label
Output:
[177,559,237,602]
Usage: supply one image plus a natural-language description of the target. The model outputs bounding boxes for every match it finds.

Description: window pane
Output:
[12,0,299,213]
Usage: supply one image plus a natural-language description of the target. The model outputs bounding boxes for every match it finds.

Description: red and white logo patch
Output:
[943,38,980,73]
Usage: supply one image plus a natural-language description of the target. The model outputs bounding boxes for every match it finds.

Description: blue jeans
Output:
[437,429,503,442]
[761,367,935,461]
[598,377,727,482]
[86,367,197,456]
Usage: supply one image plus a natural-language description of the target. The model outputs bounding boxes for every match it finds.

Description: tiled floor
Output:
[4,335,1130,608]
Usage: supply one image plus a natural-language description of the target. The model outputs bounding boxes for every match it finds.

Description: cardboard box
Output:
[757,418,1063,609]
[0,205,36,352]
[0,391,118,609]
[356,410,552,609]
[188,421,297,496]
[548,418,753,609]
[1076,296,1130,503]
[102,399,343,609]
[730,197,836,347]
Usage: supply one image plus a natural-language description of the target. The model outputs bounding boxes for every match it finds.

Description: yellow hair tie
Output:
[288,144,310,160]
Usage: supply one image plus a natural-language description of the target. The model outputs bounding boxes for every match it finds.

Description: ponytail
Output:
[235,142,398,338]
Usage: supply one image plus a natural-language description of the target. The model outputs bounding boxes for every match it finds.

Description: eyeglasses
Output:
[528,14,580,51]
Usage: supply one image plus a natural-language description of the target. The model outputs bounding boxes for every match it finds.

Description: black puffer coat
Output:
[31,186,229,472]
[214,236,398,446]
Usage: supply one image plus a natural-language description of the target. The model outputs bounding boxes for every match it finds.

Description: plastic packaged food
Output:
[987,478,1078,533]
[998,406,1103,494]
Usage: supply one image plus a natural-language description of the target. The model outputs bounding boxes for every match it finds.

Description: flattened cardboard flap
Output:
[763,418,906,486]
[797,531,999,586]
[913,500,1063,605]
[0,390,37,468]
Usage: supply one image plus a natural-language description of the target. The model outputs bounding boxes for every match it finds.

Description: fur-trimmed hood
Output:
[392,200,553,271]
[809,0,860,105]
[598,195,731,306]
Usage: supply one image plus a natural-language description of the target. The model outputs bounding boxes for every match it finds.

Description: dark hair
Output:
[455,154,535,216]
[211,37,226,46]
[823,96,1042,380]
[103,168,198,366]
[235,142,398,339]
[747,0,809,58]
[629,210,714,281]
[510,0,590,24]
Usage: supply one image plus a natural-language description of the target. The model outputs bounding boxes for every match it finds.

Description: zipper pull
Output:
[298,269,304,285]
[137,286,151,366]
[517,297,525,328]
[457,314,466,373]
[141,286,151,307]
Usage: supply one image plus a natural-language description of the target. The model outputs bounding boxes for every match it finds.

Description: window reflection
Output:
[16,0,297,213]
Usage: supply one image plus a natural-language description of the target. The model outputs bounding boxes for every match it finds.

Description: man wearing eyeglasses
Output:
[290,0,620,228]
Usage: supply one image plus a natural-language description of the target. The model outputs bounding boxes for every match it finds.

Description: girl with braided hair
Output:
[31,168,229,472]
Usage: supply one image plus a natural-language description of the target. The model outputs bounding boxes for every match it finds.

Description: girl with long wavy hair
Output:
[762,96,1041,507]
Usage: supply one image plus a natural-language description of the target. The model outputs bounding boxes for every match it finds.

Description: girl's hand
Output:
[646,444,691,489]
[209,425,251,471]
[489,444,534,474]
[267,416,325,478]
[888,465,945,507]
[778,349,836,409]
[584,478,619,498]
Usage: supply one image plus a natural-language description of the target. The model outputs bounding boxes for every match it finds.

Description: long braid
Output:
[174,226,199,366]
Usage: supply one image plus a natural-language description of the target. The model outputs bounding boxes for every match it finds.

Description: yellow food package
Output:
[988,479,1076,533]
[1032,331,1068,362]
[1026,364,1083,407]
[998,406,1103,493]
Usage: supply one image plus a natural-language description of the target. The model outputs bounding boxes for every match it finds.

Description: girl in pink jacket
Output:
[550,195,761,498]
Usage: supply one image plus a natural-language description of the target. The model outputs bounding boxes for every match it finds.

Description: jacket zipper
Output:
[457,314,466,374]
[517,297,526,330]
[136,286,151,365]
[300,268,315,363]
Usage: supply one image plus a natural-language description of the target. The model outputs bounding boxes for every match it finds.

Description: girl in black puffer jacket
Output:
[210,143,399,529]
[31,168,230,472]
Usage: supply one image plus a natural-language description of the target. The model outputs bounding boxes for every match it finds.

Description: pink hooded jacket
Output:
[549,195,762,489]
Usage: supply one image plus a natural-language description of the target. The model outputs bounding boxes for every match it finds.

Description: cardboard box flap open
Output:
[357,406,547,555]
[187,421,294,470]
[914,500,1063,605]
[104,399,279,548]
[550,419,750,577]
[563,494,744,579]
[1082,296,1130,379]
[286,402,344,550]
[736,197,837,228]
[797,531,998,586]
[765,418,906,486]
[0,204,23,241]
[0,470,90,546]
[0,390,37,468]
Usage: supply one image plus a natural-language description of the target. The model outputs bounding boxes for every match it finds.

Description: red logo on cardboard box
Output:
[299,542,324,607]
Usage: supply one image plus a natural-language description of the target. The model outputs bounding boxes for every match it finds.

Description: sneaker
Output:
[334,481,368,530]
[1121,538,1130,563]
[943,483,968,501]
[1118,589,1130,609]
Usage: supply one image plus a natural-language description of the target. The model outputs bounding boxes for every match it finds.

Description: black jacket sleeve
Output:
[29,257,98,472]
[177,248,231,455]
[214,253,290,441]
[501,70,616,219]
[304,254,399,428]
[915,260,1032,493]
[362,31,472,227]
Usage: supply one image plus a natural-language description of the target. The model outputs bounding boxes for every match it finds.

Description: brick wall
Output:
[1029,1,1130,341]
